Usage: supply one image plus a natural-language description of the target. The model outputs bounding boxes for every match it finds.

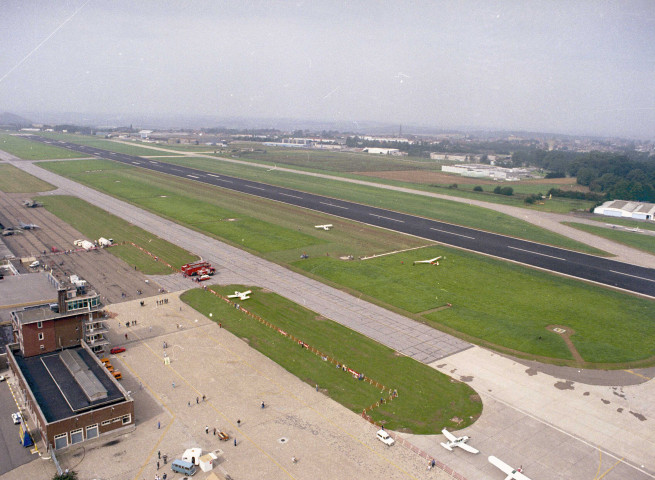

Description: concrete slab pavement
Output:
[423,346,654,480]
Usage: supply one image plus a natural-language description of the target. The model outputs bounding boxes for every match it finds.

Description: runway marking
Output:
[624,369,652,381]
[596,455,625,480]
[430,227,475,239]
[207,173,220,178]
[131,162,141,165]
[280,193,302,199]
[244,185,265,191]
[149,161,158,164]
[320,202,349,210]
[186,174,199,179]
[369,213,404,223]
[609,270,655,283]
[216,178,233,184]
[508,246,566,261]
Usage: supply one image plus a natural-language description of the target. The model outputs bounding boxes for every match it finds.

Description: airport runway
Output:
[21,135,655,297]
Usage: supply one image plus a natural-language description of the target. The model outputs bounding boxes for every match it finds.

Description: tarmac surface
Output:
[1,151,654,479]
[1,294,454,480]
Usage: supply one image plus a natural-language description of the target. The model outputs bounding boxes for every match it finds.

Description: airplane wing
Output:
[439,442,453,451]
[488,456,531,480]
[441,428,457,442]
[458,443,479,454]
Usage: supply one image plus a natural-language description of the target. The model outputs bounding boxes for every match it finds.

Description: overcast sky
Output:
[1,1,654,138]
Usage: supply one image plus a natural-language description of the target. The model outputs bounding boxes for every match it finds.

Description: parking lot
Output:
[0,371,38,476]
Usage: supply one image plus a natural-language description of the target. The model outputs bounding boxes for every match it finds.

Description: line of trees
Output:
[510,150,655,202]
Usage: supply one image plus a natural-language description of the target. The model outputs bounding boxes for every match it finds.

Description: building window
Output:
[86,424,98,439]
[70,428,83,444]
[101,420,111,426]
[38,332,44,341]
[37,321,43,329]
[54,433,68,449]
[122,414,131,425]
[40,345,45,350]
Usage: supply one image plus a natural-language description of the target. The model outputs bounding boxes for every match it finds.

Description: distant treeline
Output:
[510,150,655,202]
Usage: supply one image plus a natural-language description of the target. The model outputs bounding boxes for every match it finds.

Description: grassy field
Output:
[0,164,55,193]
[38,195,198,274]
[160,156,606,254]
[37,132,185,157]
[293,246,655,366]
[35,159,655,366]
[563,222,655,255]
[0,132,87,160]
[182,286,482,434]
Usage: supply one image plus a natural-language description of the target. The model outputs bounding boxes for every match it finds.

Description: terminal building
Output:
[5,272,134,451]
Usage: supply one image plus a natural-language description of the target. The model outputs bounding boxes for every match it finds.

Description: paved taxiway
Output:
[3,153,653,479]
[20,135,655,297]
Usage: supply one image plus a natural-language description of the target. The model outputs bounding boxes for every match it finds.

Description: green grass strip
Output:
[0,132,87,160]
[0,164,55,193]
[563,222,655,255]
[293,246,655,365]
[182,286,482,434]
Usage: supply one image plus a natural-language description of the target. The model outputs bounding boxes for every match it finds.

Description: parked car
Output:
[376,429,394,446]
[11,412,22,424]
[0,374,6,382]
[110,347,126,354]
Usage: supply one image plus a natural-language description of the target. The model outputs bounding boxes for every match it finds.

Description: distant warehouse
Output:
[442,164,536,181]
[594,200,655,221]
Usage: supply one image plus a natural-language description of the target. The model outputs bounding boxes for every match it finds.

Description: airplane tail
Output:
[440,442,453,451]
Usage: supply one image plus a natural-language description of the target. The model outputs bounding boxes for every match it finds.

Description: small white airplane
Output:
[488,456,531,480]
[227,290,252,301]
[315,224,333,231]
[440,428,479,454]
[413,256,441,265]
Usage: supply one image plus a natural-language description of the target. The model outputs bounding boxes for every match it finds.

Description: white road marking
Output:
[320,202,349,210]
[280,193,302,199]
[369,213,404,223]
[132,162,140,165]
[244,185,265,191]
[430,227,475,239]
[508,246,565,261]
[216,178,233,183]
[610,270,655,283]
[207,173,220,178]
[187,174,199,179]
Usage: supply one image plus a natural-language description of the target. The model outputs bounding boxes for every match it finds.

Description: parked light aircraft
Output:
[18,220,39,230]
[315,224,333,230]
[488,456,531,480]
[227,290,252,301]
[440,428,479,453]
[23,200,43,208]
[413,256,441,265]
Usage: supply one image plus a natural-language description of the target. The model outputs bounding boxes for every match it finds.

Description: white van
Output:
[29,261,40,268]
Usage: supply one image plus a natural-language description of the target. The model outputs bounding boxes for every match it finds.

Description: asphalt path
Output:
[23,135,655,297]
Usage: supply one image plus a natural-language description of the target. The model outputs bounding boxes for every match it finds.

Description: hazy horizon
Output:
[2,1,654,139]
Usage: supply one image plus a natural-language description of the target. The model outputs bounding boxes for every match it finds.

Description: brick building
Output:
[6,273,134,451]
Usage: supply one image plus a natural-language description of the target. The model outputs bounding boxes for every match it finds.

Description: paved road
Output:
[19,135,655,297]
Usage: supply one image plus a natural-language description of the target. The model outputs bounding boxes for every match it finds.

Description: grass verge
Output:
[563,222,655,255]
[0,164,55,193]
[181,286,482,434]
[292,246,655,365]
[0,132,87,160]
